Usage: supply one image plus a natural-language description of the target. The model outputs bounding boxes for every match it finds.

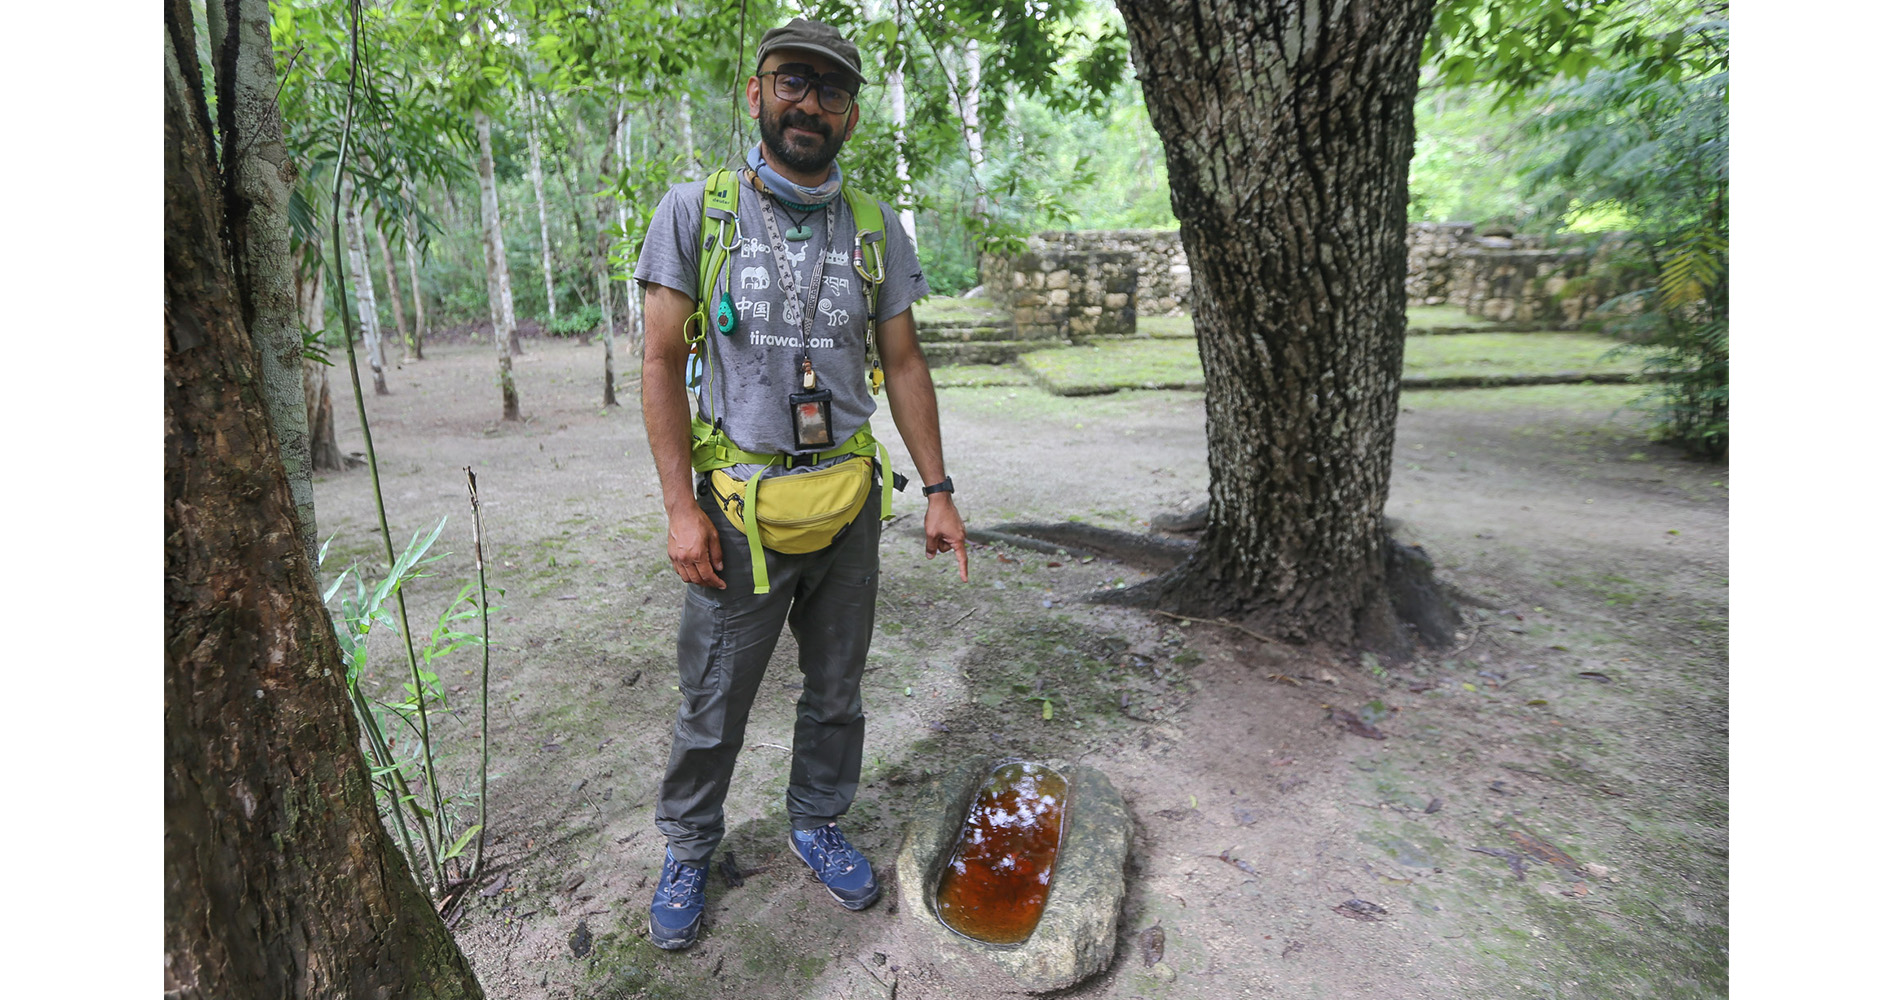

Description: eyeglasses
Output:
[760,68,856,115]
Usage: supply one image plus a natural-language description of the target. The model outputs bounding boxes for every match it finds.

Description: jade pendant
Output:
[785,224,814,241]
[716,291,737,335]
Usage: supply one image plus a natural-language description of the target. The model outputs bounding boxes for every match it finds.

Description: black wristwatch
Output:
[921,477,955,497]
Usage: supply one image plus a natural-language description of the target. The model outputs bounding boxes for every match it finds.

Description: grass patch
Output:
[1135,313,1196,338]
[1015,340,1203,395]
[912,295,1010,326]
[1015,333,1648,397]
[1403,332,1651,379]
[1407,304,1503,331]
[1400,382,1645,413]
[931,363,1034,387]
[937,383,1202,424]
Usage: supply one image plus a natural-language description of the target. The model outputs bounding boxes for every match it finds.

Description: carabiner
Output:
[718,216,743,253]
[852,228,886,285]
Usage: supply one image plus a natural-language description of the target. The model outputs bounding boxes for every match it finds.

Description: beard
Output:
[759,105,846,175]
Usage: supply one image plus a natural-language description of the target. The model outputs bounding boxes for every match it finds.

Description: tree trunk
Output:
[527,91,558,325]
[296,258,345,472]
[373,213,412,363]
[891,44,917,242]
[207,0,315,562]
[474,109,522,419]
[402,176,426,359]
[164,12,483,996]
[615,93,642,358]
[944,39,986,218]
[593,106,621,407]
[340,171,389,395]
[678,92,697,171]
[1114,0,1437,653]
[863,0,917,240]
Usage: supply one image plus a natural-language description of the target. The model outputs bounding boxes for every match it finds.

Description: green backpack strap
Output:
[690,170,742,410]
[842,185,888,393]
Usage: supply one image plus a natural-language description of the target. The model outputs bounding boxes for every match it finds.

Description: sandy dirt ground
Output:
[313,335,1727,999]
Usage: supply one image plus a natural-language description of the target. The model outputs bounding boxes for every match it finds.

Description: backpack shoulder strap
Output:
[841,185,886,319]
[695,170,741,319]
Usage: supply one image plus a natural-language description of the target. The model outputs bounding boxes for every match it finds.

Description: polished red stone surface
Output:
[935,761,1069,945]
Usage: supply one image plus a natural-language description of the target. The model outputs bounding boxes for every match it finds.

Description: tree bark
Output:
[164,11,483,996]
[891,41,917,242]
[402,176,426,359]
[593,106,621,407]
[296,258,345,472]
[208,0,314,562]
[1114,0,1437,653]
[373,213,412,363]
[474,109,522,419]
[340,171,389,396]
[616,94,642,358]
[527,90,558,325]
[863,0,917,240]
[944,39,986,218]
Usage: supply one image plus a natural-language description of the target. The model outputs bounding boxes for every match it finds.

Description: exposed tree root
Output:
[987,521,1196,573]
[1018,515,1466,664]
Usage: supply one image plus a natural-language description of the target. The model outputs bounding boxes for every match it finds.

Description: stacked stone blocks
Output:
[975,225,1636,339]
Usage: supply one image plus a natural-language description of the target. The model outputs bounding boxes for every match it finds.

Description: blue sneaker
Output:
[790,824,880,910]
[647,849,707,950]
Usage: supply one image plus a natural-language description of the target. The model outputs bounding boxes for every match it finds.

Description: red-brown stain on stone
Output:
[935,761,1068,945]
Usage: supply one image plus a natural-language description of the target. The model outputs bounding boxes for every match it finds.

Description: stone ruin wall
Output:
[982,225,1633,334]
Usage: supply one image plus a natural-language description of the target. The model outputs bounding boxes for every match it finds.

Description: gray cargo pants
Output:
[653,485,880,865]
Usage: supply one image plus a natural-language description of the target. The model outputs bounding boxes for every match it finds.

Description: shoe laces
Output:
[802,825,863,880]
[656,857,707,909]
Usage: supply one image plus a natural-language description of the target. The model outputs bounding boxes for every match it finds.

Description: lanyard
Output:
[753,184,834,372]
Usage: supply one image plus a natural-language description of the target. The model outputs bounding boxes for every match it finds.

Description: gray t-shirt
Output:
[634,173,930,478]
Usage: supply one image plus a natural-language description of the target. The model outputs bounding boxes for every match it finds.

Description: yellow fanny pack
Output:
[710,456,874,555]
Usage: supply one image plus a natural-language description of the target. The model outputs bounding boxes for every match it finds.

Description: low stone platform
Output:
[894,756,1133,993]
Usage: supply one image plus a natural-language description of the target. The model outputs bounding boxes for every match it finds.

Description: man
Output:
[633,18,970,951]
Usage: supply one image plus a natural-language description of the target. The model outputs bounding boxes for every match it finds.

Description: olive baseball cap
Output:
[754,18,865,86]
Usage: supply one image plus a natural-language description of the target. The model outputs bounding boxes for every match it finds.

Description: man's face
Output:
[750,52,859,176]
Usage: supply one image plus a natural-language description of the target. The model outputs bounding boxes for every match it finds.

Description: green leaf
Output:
[441,824,484,860]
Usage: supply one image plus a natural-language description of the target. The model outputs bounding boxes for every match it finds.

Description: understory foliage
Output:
[1417,1,1729,459]
[1521,34,1728,458]
[322,521,491,894]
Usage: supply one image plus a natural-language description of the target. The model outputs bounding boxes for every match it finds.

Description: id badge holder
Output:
[790,387,836,450]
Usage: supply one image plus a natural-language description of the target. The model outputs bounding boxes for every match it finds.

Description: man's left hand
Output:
[924,495,969,582]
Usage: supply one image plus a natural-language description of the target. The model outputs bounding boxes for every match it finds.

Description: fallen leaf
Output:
[1333,899,1388,921]
[1326,706,1387,740]
[569,919,593,957]
[480,873,510,897]
[560,872,584,894]
[1214,849,1258,875]
[1577,671,1612,683]
[1506,829,1579,869]
[1137,923,1166,967]
[1468,846,1528,880]
[1424,797,1444,814]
